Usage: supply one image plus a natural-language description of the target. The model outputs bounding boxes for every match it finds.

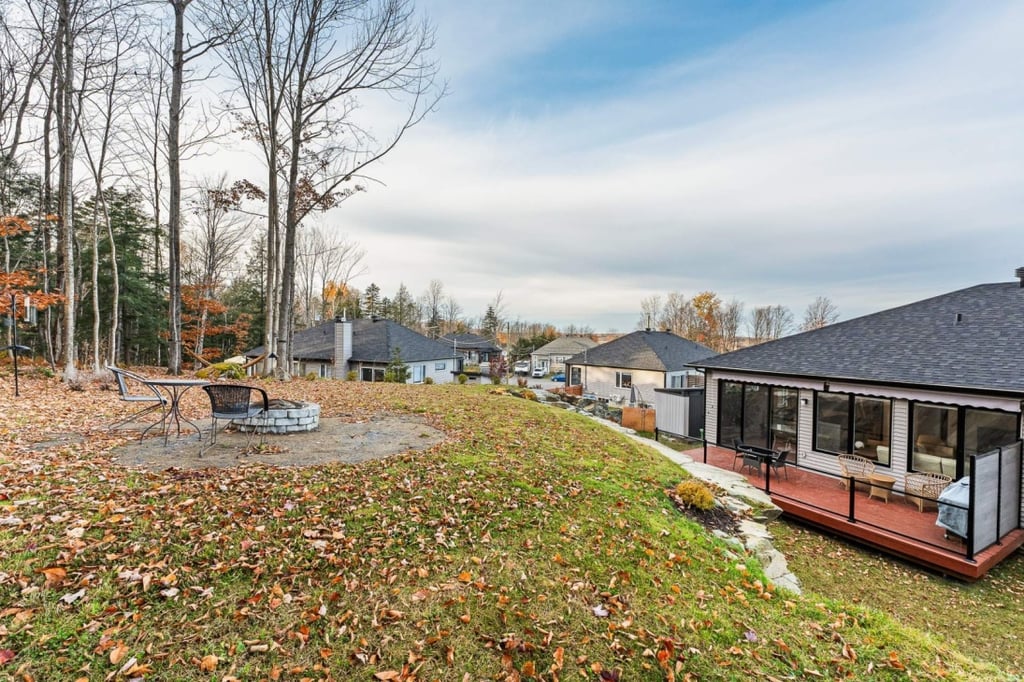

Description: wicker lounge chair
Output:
[838,454,875,490]
[904,472,953,512]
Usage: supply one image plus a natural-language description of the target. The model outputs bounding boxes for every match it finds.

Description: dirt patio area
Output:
[109,414,446,472]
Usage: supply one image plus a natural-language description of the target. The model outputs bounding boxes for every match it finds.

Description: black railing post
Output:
[701,428,707,464]
[764,457,771,495]
[996,445,1003,542]
[848,477,856,522]
[966,454,977,562]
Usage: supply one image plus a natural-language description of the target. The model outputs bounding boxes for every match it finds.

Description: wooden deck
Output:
[688,445,1024,581]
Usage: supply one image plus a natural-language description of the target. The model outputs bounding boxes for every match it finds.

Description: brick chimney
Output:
[333,315,353,379]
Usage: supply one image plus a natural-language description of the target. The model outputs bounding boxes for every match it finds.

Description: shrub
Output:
[423,377,434,385]
[347,371,357,381]
[305,372,318,381]
[457,373,468,385]
[490,374,501,385]
[673,480,715,511]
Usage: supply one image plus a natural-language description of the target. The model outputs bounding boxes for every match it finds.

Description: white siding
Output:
[704,373,719,444]
[584,366,663,404]
[421,359,455,384]
[654,391,689,437]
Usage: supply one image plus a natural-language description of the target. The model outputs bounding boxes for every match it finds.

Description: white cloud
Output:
[331,0,1024,330]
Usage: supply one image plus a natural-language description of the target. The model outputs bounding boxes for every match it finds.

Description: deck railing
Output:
[737,441,1023,563]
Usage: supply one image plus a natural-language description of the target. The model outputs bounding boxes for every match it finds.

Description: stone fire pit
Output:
[234,399,320,434]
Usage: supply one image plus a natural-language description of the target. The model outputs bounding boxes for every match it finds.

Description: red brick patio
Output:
[688,444,1024,580]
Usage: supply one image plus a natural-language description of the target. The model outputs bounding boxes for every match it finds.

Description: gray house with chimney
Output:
[246,316,458,383]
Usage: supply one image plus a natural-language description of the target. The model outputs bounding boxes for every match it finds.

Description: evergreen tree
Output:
[383,345,409,383]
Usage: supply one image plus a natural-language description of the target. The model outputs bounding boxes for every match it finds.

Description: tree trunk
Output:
[166,0,189,375]
[57,0,77,382]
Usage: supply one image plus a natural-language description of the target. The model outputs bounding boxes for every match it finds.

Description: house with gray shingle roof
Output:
[246,316,458,383]
[689,275,1024,483]
[530,336,600,374]
[565,330,715,404]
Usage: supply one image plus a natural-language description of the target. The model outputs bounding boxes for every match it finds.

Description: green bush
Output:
[673,480,715,511]
[347,371,357,381]
[305,372,318,381]
[457,374,468,385]
[424,377,434,385]
[490,374,501,385]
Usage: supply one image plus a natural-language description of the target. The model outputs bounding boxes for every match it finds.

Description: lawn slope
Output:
[0,377,1007,680]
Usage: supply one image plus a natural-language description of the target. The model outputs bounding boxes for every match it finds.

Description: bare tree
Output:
[182,175,253,357]
[638,294,661,330]
[716,299,744,352]
[419,278,444,337]
[214,0,443,377]
[802,296,839,331]
[659,291,698,338]
[749,304,793,343]
[164,0,234,374]
[442,293,462,336]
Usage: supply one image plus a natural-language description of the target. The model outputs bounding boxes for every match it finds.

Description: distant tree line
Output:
[639,291,840,352]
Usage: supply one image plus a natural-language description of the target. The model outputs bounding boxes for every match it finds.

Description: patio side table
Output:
[868,473,896,503]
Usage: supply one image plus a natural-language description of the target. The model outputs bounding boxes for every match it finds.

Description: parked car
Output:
[513,361,530,375]
[552,372,565,382]
[531,367,545,378]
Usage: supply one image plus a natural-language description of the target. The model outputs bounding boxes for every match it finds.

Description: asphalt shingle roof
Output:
[569,330,716,371]
[533,336,599,355]
[247,318,456,364]
[690,281,1024,395]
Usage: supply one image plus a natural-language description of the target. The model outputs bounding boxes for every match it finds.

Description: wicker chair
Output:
[838,454,875,490]
[904,472,952,512]
[201,384,269,455]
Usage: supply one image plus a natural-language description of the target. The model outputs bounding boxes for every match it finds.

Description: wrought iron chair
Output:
[107,364,167,430]
[201,383,269,455]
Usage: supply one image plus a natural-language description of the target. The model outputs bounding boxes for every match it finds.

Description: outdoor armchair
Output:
[838,454,875,490]
[201,383,269,455]
[904,472,953,512]
[107,364,167,430]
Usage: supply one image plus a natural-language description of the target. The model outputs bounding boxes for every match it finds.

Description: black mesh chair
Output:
[201,383,269,454]
[107,364,167,431]
[769,448,791,480]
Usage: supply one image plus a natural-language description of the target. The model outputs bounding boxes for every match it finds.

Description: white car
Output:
[531,367,545,378]
[513,361,530,375]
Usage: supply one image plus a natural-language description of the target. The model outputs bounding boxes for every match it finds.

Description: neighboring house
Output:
[565,330,715,404]
[440,332,502,372]
[246,316,458,383]
[531,336,599,374]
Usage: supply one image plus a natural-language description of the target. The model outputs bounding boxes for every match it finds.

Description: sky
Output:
[318,0,1024,332]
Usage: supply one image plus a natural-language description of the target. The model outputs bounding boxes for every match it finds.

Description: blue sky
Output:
[330,0,1024,332]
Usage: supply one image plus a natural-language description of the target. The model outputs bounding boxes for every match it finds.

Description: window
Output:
[361,367,385,382]
[412,365,425,383]
[616,372,632,388]
[911,403,1018,477]
[718,380,798,449]
[814,392,892,465]
[435,362,446,371]
[320,364,330,378]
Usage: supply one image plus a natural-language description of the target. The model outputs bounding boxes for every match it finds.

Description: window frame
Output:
[616,371,632,389]
[812,391,893,466]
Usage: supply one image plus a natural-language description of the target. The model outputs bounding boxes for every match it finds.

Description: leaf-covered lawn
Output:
[0,374,1009,680]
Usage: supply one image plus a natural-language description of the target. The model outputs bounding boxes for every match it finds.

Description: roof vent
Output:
[1016,266,1024,288]
[954,312,963,325]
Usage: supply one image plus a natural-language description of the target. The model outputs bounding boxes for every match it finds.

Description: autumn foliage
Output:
[0,378,1008,679]
[0,215,63,316]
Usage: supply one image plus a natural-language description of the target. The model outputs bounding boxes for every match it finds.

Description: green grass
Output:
[772,519,1024,675]
[0,378,1013,679]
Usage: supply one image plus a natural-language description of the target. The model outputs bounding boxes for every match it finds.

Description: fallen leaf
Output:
[199,653,218,671]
